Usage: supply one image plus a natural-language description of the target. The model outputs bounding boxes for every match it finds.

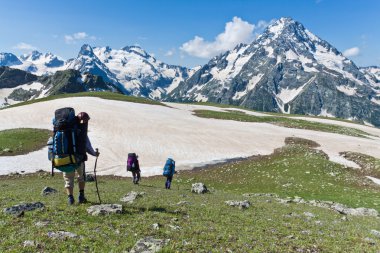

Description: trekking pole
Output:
[94,148,102,204]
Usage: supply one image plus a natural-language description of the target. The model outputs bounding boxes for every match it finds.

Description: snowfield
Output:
[0,97,380,177]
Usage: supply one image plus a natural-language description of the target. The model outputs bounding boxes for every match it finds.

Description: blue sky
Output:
[1,0,379,68]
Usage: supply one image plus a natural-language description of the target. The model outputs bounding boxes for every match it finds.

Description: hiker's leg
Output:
[137,171,141,182]
[63,171,75,204]
[63,171,75,194]
[77,163,87,203]
[167,176,173,189]
[132,171,136,183]
[77,163,85,191]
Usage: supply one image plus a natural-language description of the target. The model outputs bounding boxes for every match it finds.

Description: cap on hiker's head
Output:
[78,112,90,123]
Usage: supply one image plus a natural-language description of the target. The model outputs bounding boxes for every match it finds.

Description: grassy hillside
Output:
[0,128,51,156]
[3,91,165,109]
[1,138,380,252]
[191,101,364,126]
[193,109,373,138]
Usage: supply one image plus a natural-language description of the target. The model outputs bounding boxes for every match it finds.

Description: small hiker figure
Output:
[49,108,99,205]
[127,153,141,184]
[163,157,175,189]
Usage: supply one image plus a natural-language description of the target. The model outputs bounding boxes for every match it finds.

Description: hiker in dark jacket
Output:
[163,158,175,189]
[127,153,141,184]
[63,112,99,205]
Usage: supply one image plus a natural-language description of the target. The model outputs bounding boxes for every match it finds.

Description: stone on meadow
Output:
[87,204,123,216]
[191,183,208,194]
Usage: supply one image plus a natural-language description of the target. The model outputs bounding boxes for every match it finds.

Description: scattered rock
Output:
[303,212,315,218]
[23,240,35,247]
[3,148,11,153]
[171,218,179,222]
[4,202,44,215]
[130,237,167,253]
[152,223,160,230]
[191,183,208,194]
[41,186,57,196]
[87,204,122,216]
[35,220,51,227]
[168,225,181,231]
[177,201,191,206]
[277,197,379,217]
[364,237,376,245]
[225,200,250,209]
[47,231,78,240]
[120,191,145,203]
[341,216,348,221]
[371,230,380,239]
[243,193,278,198]
[85,174,95,182]
[300,230,311,235]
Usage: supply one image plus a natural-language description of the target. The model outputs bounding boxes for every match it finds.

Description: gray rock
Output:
[47,231,78,240]
[130,237,167,253]
[277,197,379,217]
[4,202,44,215]
[152,223,160,230]
[41,186,57,196]
[35,220,51,227]
[176,201,191,206]
[23,240,35,247]
[364,237,376,245]
[87,204,123,216]
[168,225,181,231]
[303,212,315,218]
[3,148,11,153]
[370,230,380,238]
[225,200,251,209]
[191,183,208,194]
[243,193,278,198]
[120,191,146,203]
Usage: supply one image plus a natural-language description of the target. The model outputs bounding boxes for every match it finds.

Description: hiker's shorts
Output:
[63,162,85,188]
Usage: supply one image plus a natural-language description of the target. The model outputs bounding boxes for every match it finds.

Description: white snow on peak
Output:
[210,44,251,82]
[268,19,287,39]
[336,85,357,96]
[319,109,335,118]
[233,73,264,100]
[371,97,380,106]
[277,76,316,104]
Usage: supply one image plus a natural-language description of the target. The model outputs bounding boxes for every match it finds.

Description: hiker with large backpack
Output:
[49,108,99,205]
[126,153,141,184]
[163,158,175,189]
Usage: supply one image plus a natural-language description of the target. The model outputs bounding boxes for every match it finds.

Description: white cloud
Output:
[180,17,269,59]
[64,32,96,44]
[343,47,360,57]
[165,49,175,57]
[12,42,38,51]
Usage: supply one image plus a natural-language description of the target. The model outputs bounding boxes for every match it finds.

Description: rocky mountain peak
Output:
[78,44,95,57]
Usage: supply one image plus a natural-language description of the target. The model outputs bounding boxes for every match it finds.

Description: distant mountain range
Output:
[1,17,380,126]
[167,17,380,126]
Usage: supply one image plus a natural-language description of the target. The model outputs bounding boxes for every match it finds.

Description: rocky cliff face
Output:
[167,18,380,126]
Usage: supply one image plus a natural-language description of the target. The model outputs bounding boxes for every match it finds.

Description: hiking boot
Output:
[68,195,75,205]
[78,194,87,204]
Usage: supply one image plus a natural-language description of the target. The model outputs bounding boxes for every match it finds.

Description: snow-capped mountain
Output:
[168,17,380,126]
[5,50,67,76]
[0,66,119,108]
[92,45,191,98]
[360,66,380,89]
[0,45,192,99]
[0,53,22,66]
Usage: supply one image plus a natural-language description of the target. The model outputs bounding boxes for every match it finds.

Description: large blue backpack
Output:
[163,158,175,177]
[50,107,79,173]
